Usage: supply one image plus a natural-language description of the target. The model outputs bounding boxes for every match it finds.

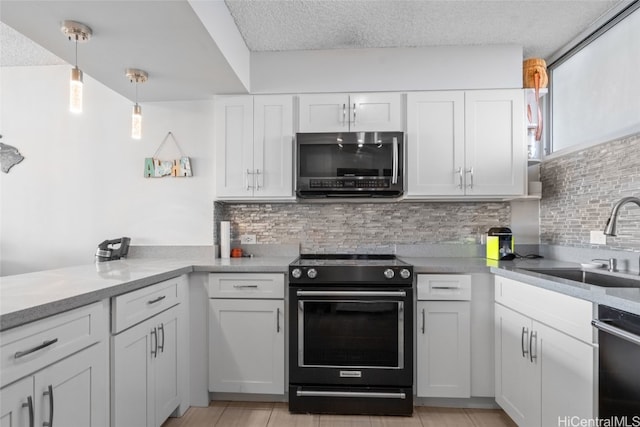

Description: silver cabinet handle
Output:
[276,308,281,333]
[529,330,537,363]
[421,308,425,334]
[392,136,399,185]
[521,327,529,358]
[147,295,166,305]
[150,327,158,358]
[158,323,165,354]
[342,103,346,125]
[22,396,34,427]
[466,167,474,189]
[245,169,254,191]
[457,167,463,189]
[352,102,356,124]
[297,290,406,297]
[592,319,640,345]
[297,389,406,399]
[14,338,58,359]
[43,385,53,427]
[255,169,262,190]
[233,284,259,289]
[431,286,460,290]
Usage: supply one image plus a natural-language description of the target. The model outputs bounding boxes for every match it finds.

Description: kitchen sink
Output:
[522,268,640,289]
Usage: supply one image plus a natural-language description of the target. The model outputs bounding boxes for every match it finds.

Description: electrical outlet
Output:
[590,230,607,245]
[239,234,257,244]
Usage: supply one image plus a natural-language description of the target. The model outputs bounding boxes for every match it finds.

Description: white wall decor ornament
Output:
[144,131,193,178]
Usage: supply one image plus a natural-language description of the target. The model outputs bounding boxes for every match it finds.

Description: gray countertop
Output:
[2,255,639,331]
[0,256,296,331]
[490,262,640,316]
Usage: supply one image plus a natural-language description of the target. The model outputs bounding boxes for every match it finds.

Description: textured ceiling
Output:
[225,0,624,58]
[1,22,65,66]
[0,0,632,101]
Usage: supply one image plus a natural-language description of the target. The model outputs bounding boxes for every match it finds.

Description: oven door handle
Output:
[592,319,640,346]
[296,390,406,399]
[296,290,406,297]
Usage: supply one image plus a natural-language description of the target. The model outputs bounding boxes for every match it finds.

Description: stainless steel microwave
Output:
[296,132,404,198]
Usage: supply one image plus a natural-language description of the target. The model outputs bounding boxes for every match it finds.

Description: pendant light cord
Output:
[74,36,78,68]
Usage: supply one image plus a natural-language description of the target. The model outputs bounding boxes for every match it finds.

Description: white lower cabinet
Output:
[416,275,471,398]
[494,276,595,427]
[208,273,285,395]
[111,276,186,427]
[0,301,109,427]
[112,306,181,427]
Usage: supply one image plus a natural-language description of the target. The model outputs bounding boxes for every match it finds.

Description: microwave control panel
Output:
[309,179,390,189]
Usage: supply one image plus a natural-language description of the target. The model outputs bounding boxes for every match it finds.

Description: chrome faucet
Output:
[592,258,617,272]
[604,196,640,236]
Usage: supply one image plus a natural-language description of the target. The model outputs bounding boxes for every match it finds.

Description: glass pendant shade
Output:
[131,104,142,139]
[69,66,83,114]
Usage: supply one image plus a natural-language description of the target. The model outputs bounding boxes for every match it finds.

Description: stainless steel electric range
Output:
[288,254,414,416]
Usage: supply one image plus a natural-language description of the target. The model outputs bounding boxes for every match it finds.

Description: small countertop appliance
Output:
[486,227,514,260]
[95,237,131,262]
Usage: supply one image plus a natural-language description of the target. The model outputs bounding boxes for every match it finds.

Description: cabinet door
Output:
[416,301,471,398]
[537,321,594,426]
[406,91,465,196]
[349,93,403,131]
[36,342,108,427]
[253,95,294,199]
[464,90,526,196]
[112,317,155,427]
[494,304,539,427]
[215,96,254,198]
[0,377,34,427]
[154,308,181,424]
[209,299,285,394]
[298,94,349,132]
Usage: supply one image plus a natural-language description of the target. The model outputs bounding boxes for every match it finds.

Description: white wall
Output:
[1,65,215,276]
[251,45,522,94]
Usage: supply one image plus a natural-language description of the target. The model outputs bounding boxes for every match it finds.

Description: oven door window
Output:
[299,299,403,369]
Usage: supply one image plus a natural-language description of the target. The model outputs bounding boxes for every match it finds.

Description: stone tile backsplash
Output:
[540,132,640,251]
[215,201,510,253]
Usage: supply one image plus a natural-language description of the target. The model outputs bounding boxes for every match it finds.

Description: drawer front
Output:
[208,274,285,299]
[417,274,471,301]
[495,276,593,342]
[112,275,185,333]
[0,300,108,388]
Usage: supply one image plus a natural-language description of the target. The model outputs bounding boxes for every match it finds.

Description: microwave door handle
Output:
[392,137,398,184]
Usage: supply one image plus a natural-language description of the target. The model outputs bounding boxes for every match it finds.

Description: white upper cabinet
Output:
[215,95,294,200]
[407,91,465,196]
[407,90,526,198]
[464,90,526,196]
[298,92,403,132]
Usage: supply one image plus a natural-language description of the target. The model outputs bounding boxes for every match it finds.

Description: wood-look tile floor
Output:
[162,401,517,427]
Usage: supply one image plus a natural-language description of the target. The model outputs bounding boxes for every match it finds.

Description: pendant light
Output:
[125,69,148,140]
[61,21,92,114]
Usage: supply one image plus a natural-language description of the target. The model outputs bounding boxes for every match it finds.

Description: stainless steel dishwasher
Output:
[592,305,640,418]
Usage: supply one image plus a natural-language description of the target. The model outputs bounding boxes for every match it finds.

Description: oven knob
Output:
[307,268,318,279]
[384,268,395,279]
[291,268,302,279]
[400,268,411,279]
